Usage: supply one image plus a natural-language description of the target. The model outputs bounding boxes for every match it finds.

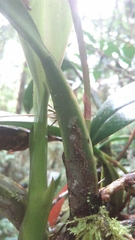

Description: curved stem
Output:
[42,55,99,219]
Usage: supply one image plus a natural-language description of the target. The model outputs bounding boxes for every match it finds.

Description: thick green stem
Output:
[42,55,99,218]
[18,88,54,240]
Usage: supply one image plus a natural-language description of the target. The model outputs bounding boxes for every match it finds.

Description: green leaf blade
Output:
[0,0,45,52]
[91,82,135,145]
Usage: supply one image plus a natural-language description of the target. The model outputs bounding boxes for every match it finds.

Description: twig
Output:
[88,44,135,81]
[68,0,91,127]
[107,0,118,34]
[120,218,135,240]
[123,234,135,240]
[100,172,135,202]
[52,190,68,207]
[117,128,135,162]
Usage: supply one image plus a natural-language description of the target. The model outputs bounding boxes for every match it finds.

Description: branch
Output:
[117,128,135,162]
[100,172,135,202]
[0,174,27,230]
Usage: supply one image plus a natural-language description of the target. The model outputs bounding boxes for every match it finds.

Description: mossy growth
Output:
[67,206,131,240]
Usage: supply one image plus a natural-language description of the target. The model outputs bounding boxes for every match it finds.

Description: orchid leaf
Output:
[0,111,61,137]
[91,82,135,145]
[29,0,72,65]
[0,111,34,129]
[19,179,54,240]
[0,0,45,54]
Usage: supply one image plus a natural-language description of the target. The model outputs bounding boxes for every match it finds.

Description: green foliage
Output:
[0,0,135,239]
[91,82,135,145]
[122,43,135,60]
[68,207,130,240]
[104,42,120,57]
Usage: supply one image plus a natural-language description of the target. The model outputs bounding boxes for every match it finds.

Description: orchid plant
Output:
[0,0,135,239]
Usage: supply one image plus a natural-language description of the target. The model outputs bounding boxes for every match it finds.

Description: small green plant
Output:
[68,207,130,240]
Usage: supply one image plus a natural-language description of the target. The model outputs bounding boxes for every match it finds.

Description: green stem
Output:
[42,55,99,218]
[94,147,127,174]
[68,0,91,130]
[18,88,54,240]
[102,151,127,174]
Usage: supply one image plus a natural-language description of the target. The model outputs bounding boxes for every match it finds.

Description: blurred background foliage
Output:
[1,0,135,239]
